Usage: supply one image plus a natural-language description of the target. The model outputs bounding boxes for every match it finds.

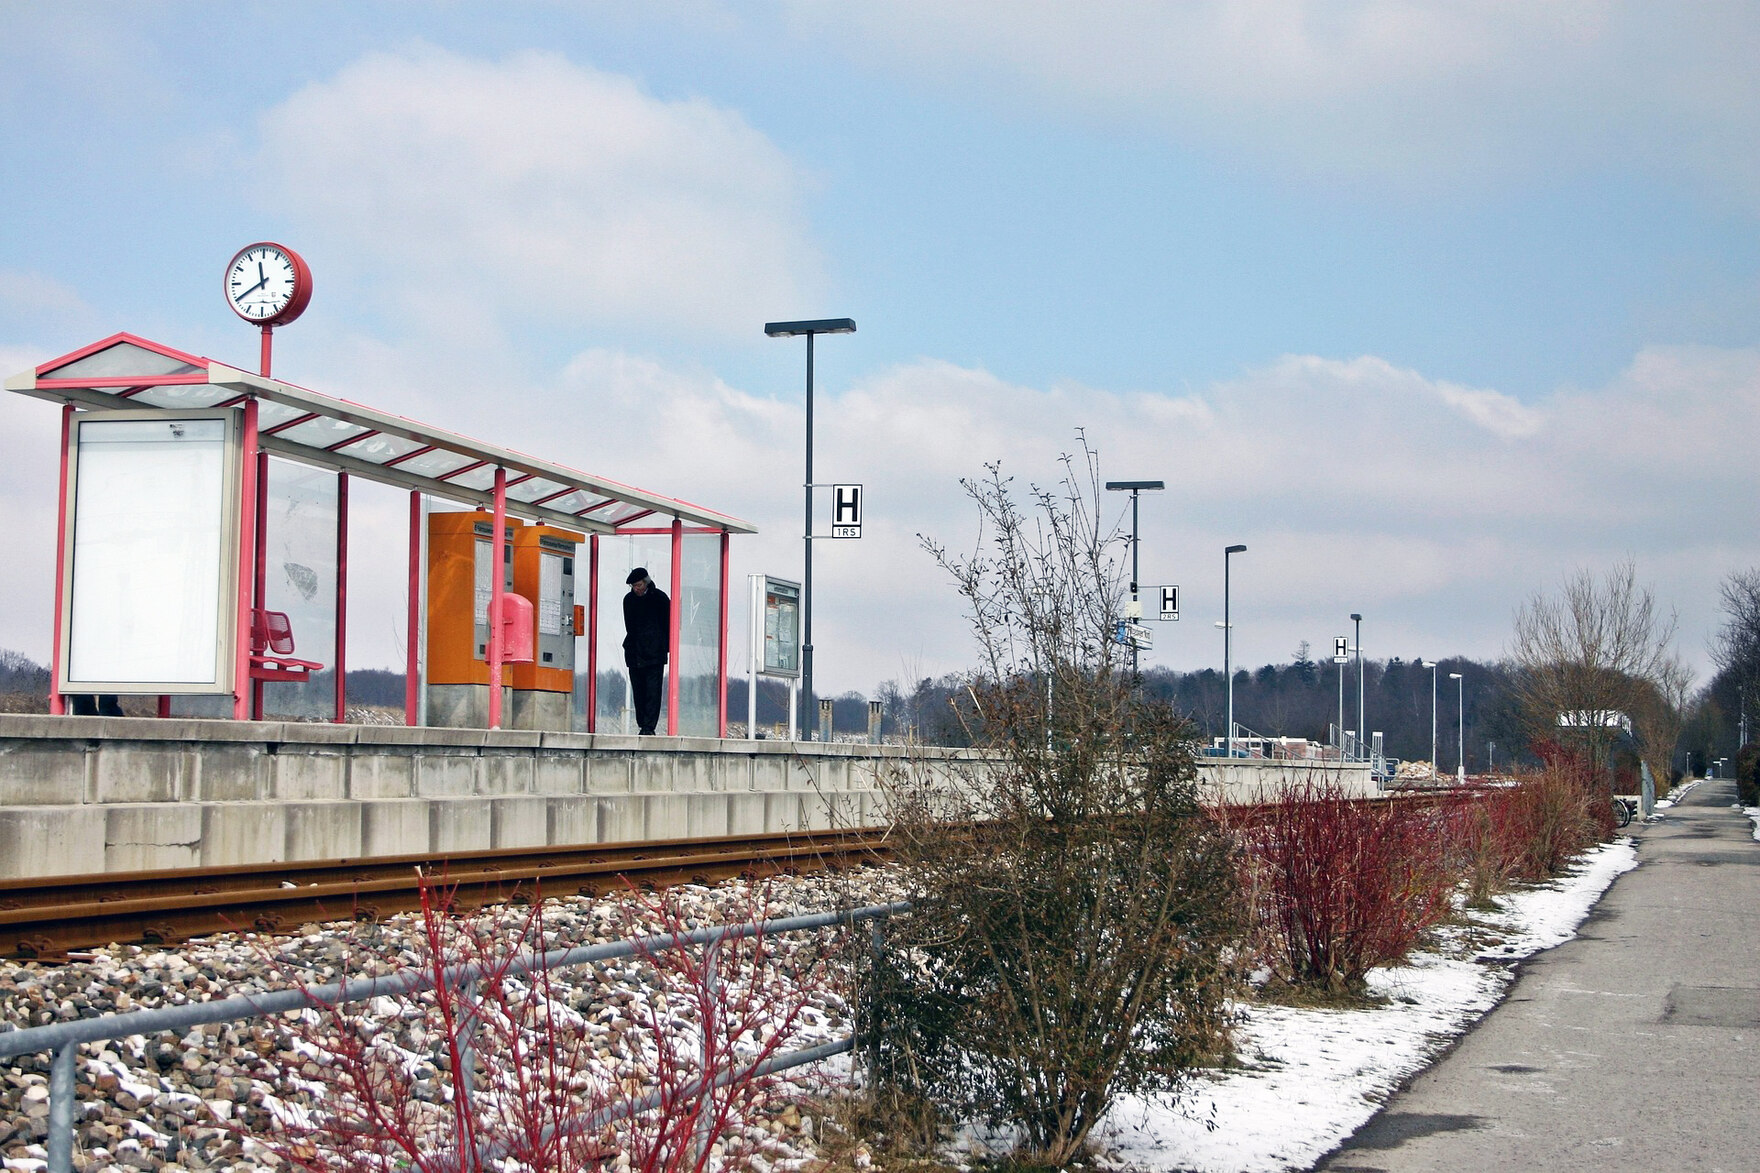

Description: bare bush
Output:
[871,441,1242,1167]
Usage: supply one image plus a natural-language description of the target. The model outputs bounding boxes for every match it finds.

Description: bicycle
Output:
[1611,796,1634,828]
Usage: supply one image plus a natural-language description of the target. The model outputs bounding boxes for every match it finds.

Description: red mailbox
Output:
[499,593,535,664]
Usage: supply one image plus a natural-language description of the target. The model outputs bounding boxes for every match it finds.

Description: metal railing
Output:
[0,900,910,1173]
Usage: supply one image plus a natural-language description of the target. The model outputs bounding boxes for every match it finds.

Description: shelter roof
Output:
[6,333,754,535]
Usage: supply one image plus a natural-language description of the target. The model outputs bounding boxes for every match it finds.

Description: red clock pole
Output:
[260,325,273,378]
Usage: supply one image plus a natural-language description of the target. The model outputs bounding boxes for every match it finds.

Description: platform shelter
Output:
[6,334,755,735]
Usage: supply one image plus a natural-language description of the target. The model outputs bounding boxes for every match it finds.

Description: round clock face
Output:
[224,243,311,326]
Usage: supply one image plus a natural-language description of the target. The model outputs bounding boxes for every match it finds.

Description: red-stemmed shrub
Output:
[1441,745,1611,908]
[1237,778,1458,995]
[241,875,844,1172]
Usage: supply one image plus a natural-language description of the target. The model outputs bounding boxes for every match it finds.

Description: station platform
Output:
[0,715,1377,880]
[0,714,927,879]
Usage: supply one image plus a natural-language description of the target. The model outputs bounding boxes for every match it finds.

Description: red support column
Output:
[717,531,730,739]
[586,533,599,733]
[334,471,349,724]
[251,449,269,719]
[232,400,260,721]
[406,490,421,726]
[487,468,507,730]
[48,405,72,715]
[666,517,683,736]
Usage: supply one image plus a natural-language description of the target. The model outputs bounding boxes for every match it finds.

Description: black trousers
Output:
[630,662,666,734]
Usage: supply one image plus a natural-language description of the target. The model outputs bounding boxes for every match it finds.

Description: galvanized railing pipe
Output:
[0,901,910,1173]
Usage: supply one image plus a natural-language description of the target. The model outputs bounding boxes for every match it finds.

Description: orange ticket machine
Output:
[508,524,585,731]
[425,510,523,728]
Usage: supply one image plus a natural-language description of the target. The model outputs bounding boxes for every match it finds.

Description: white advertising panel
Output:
[62,412,240,691]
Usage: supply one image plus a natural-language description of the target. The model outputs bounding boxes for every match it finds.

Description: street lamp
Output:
[1224,544,1247,758]
[1449,672,1465,782]
[1422,660,1439,778]
[1351,613,1364,758]
[1103,480,1165,676]
[765,317,856,740]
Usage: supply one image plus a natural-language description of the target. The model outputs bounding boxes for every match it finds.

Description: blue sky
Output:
[3,2,1759,693]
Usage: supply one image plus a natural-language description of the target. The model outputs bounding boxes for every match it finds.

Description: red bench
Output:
[250,609,325,683]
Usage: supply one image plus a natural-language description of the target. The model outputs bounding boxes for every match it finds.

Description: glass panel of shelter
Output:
[167,456,338,720]
[257,461,338,719]
[546,489,612,515]
[506,476,568,503]
[275,416,372,450]
[333,432,428,464]
[254,400,308,431]
[446,464,498,492]
[43,342,203,381]
[678,533,723,737]
[131,384,234,410]
[583,533,673,734]
[396,448,478,479]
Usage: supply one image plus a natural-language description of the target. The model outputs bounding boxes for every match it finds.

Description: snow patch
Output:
[1097,839,1636,1172]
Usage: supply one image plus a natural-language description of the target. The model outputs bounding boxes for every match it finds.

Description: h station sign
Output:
[830,483,863,538]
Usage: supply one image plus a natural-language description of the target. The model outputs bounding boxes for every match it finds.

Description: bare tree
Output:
[1509,560,1683,775]
[1711,568,1760,742]
[872,438,1241,1166]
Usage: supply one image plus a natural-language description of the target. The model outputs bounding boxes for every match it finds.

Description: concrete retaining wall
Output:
[0,715,1375,880]
[1199,758,1379,805]
[0,715,964,880]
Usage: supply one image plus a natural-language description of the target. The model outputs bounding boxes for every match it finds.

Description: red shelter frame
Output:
[9,333,752,734]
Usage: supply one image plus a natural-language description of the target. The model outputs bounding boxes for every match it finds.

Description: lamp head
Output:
[1350,612,1362,622]
[1226,543,1247,554]
[765,318,856,337]
[1449,672,1463,680]
[1104,480,1165,491]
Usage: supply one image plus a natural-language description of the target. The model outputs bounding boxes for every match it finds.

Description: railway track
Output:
[0,828,891,960]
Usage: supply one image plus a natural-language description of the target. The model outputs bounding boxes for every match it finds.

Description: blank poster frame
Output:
[57,408,245,695]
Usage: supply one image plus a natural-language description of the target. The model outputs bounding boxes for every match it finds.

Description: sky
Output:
[2,1,1759,696]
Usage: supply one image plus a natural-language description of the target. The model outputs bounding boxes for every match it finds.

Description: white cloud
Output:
[2,338,1754,698]
[257,45,822,340]
[797,1,1760,205]
[506,341,1760,691]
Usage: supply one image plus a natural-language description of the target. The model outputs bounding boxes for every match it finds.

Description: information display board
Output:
[762,576,801,677]
[60,410,242,693]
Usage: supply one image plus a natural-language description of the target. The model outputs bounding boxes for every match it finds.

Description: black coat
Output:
[623,585,671,667]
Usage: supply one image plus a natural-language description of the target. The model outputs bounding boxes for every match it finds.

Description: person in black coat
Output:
[622,567,670,735]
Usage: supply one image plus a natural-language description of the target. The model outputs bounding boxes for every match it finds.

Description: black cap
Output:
[626,568,648,585]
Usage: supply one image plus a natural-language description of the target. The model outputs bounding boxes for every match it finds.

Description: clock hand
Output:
[237,274,268,298]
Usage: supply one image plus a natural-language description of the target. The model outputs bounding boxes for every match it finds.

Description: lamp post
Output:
[1351,613,1364,758]
[1337,652,1346,753]
[1224,544,1247,757]
[1422,660,1439,778]
[764,318,856,741]
[1103,480,1164,677]
[1449,671,1465,782]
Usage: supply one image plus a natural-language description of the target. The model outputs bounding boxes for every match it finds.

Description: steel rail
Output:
[0,828,891,959]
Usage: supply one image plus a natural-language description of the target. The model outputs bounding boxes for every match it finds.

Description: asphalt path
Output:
[1319,778,1760,1173]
